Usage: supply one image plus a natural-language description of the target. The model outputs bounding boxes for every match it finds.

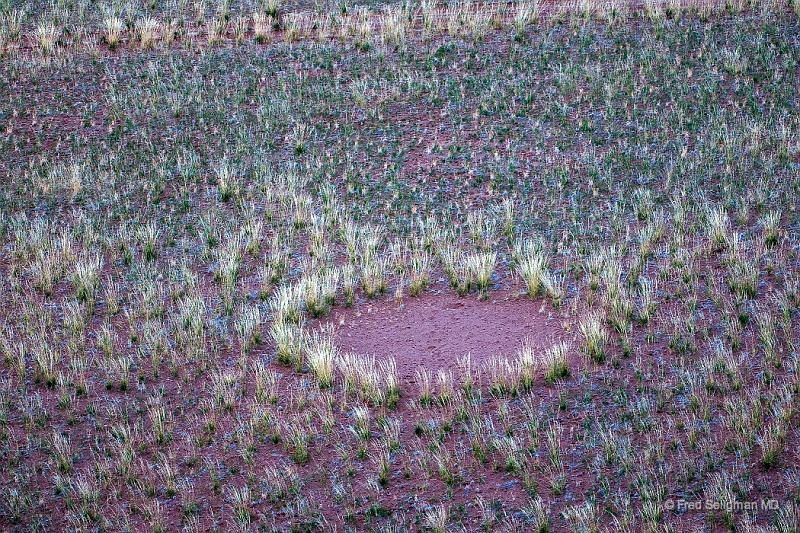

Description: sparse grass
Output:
[253,13,274,43]
[580,313,610,364]
[381,5,408,49]
[285,421,310,465]
[513,1,540,39]
[137,17,159,49]
[1,4,799,532]
[408,251,431,296]
[102,16,124,49]
[235,305,262,356]
[305,326,336,388]
[515,238,548,298]
[466,250,496,299]
[706,205,731,251]
[563,501,599,533]
[543,342,571,385]
[270,319,305,369]
[34,21,58,55]
[423,503,449,533]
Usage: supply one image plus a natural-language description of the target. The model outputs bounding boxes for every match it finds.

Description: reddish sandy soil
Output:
[326,289,572,382]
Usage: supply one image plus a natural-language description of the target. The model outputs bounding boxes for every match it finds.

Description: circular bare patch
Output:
[325,290,568,383]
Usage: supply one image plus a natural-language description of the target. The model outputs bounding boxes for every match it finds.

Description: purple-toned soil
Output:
[326,289,571,382]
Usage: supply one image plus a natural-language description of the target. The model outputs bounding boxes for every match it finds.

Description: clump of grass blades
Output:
[580,313,610,363]
[465,251,496,299]
[543,342,570,385]
[136,17,158,49]
[305,326,336,388]
[103,16,124,48]
[339,353,398,407]
[35,21,58,55]
[515,238,548,298]
[270,319,305,370]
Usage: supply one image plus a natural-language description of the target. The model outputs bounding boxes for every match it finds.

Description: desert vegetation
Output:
[0,0,799,530]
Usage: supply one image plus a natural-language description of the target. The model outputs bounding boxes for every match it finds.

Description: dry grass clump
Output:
[339,353,399,407]
[513,1,541,39]
[305,326,336,388]
[579,312,610,363]
[253,12,275,43]
[34,20,59,55]
[270,318,306,369]
[466,250,496,299]
[136,17,159,49]
[543,342,571,385]
[102,16,124,48]
[515,238,548,297]
[380,5,408,49]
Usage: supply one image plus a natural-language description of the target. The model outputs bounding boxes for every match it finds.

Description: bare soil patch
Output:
[325,289,571,382]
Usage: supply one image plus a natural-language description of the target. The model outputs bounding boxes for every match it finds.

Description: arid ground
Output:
[0,0,799,531]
